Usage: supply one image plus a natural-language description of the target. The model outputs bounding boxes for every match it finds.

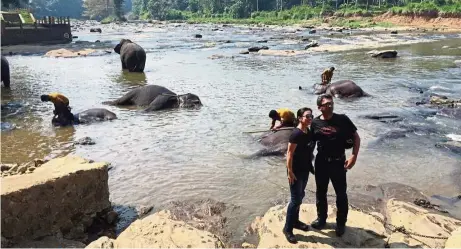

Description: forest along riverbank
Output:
[1,19,460,247]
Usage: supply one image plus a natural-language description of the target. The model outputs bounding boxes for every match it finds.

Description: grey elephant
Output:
[52,108,117,126]
[103,85,202,111]
[248,128,315,162]
[308,80,368,98]
[1,55,10,88]
[114,39,146,72]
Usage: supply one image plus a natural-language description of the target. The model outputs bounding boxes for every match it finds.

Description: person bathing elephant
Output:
[1,55,10,88]
[41,93,117,126]
[103,85,203,111]
[299,80,368,98]
[114,39,146,73]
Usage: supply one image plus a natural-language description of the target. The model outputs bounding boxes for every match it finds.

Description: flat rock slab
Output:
[258,49,310,56]
[44,48,99,58]
[1,155,111,244]
[251,200,461,248]
[252,204,387,248]
[86,210,225,248]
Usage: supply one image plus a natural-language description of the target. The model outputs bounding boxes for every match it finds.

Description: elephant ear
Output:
[144,94,177,112]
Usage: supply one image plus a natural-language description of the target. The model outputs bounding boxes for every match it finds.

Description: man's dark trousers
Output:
[314,155,348,225]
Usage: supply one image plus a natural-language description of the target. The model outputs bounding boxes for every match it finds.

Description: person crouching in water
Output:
[321,67,335,85]
[283,107,315,244]
[40,93,75,126]
[269,108,296,131]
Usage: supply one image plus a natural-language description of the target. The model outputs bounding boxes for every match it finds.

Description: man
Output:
[309,94,361,237]
[321,67,335,85]
[269,108,296,131]
[40,93,75,126]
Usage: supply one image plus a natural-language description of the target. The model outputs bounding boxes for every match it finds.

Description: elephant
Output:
[52,108,117,126]
[1,55,10,88]
[114,39,146,73]
[103,85,203,112]
[248,128,315,161]
[256,128,293,156]
[308,80,368,98]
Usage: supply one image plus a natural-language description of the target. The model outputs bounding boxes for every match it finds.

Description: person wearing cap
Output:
[321,67,335,85]
[40,93,75,126]
[269,108,296,131]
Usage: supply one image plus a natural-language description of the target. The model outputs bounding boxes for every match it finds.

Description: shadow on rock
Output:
[164,198,244,247]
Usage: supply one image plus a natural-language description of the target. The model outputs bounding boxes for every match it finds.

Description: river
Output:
[1,22,460,241]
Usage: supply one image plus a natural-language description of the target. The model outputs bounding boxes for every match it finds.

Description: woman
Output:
[283,107,315,244]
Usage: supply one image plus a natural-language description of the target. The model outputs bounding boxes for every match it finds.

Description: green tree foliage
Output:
[129,0,461,20]
[29,0,84,18]
[82,0,125,20]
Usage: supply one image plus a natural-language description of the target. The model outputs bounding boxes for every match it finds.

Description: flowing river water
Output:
[1,22,461,242]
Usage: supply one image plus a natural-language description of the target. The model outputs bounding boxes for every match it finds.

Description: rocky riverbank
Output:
[2,155,461,248]
[88,199,461,248]
[2,17,460,58]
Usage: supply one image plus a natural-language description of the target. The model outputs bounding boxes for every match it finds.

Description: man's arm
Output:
[352,131,360,158]
[270,119,276,130]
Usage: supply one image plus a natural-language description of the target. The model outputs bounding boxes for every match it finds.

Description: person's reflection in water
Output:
[47,124,78,158]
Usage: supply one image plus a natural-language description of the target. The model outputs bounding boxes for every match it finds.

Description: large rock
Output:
[445,227,461,248]
[86,210,225,248]
[1,155,111,244]
[252,204,387,248]
[251,199,461,248]
[45,48,98,58]
[368,50,398,58]
[386,199,461,248]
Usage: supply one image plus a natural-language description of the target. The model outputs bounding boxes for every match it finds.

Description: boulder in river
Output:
[90,28,102,33]
[304,40,319,50]
[368,50,398,58]
[248,46,269,52]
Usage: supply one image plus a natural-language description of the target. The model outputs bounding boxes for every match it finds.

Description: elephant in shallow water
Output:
[1,56,10,88]
[248,128,315,160]
[307,80,368,98]
[114,39,146,73]
[52,108,117,126]
[103,85,203,112]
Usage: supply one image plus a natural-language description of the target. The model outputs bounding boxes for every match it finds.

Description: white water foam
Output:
[447,134,461,142]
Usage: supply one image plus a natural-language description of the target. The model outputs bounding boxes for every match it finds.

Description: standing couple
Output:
[283,93,361,244]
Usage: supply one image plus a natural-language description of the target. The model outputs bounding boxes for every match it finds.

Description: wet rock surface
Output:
[75,136,96,145]
[368,49,398,58]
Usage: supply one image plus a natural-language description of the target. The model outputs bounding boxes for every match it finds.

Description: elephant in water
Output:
[52,108,117,126]
[1,55,10,88]
[300,80,368,98]
[103,85,203,112]
[249,128,315,158]
[114,39,146,73]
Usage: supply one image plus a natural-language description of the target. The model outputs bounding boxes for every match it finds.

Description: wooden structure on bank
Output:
[1,10,73,46]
